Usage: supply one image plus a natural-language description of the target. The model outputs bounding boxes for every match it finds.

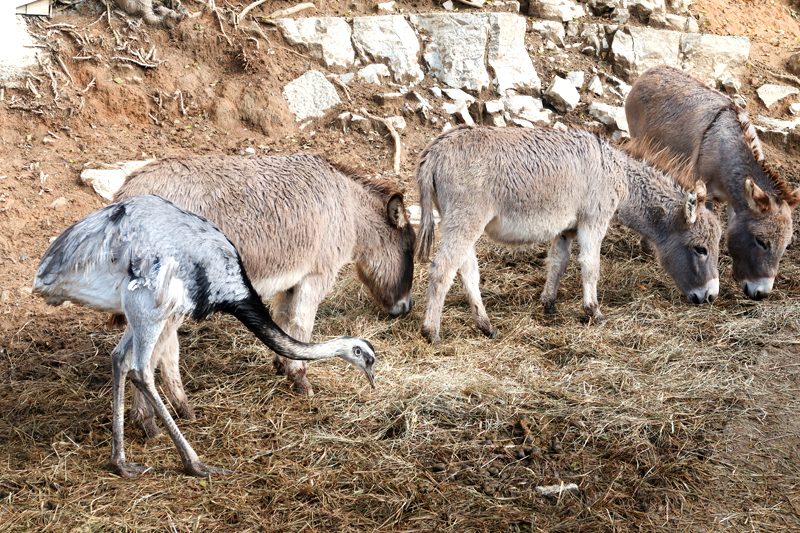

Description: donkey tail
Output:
[415,151,437,263]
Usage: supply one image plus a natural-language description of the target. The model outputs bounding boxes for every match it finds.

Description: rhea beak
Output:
[364,367,376,389]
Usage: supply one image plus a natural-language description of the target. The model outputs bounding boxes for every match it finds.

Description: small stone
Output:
[432,463,447,472]
[430,86,443,98]
[757,84,799,109]
[587,75,603,95]
[566,71,584,89]
[386,116,406,130]
[790,103,800,116]
[487,466,500,476]
[376,1,395,14]
[339,73,355,84]
[358,63,391,84]
[48,197,68,210]
[244,147,256,154]
[721,76,740,95]
[443,0,454,10]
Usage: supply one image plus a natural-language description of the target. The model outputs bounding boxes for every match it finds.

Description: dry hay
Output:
[3,223,800,532]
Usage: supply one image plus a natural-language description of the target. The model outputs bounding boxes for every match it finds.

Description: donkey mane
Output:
[653,66,792,203]
[618,136,699,191]
[325,158,404,199]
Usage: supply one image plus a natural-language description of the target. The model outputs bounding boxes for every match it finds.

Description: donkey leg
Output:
[576,226,606,321]
[540,230,576,315]
[457,245,496,338]
[159,317,194,421]
[271,289,292,376]
[422,227,484,345]
[274,276,332,396]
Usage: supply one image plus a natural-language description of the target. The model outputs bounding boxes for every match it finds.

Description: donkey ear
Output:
[684,190,698,225]
[743,177,772,212]
[787,187,800,210]
[387,193,408,229]
[694,180,707,204]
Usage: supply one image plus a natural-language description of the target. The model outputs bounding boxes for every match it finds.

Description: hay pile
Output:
[3,223,800,531]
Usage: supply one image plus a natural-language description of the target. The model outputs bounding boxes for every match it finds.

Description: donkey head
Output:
[727,178,800,300]
[355,192,417,316]
[653,181,723,304]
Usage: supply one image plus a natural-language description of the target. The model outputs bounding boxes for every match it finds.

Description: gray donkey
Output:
[116,154,415,437]
[416,125,721,344]
[626,65,800,300]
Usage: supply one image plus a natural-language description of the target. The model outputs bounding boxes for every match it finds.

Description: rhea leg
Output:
[110,327,152,478]
[131,316,192,439]
[540,230,576,315]
[272,275,332,396]
[457,245,496,338]
[124,297,230,477]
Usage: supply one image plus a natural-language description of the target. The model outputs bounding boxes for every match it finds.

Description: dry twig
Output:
[359,107,402,175]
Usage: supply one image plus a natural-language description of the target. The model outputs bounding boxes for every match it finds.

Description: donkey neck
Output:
[614,153,684,243]
[700,109,776,213]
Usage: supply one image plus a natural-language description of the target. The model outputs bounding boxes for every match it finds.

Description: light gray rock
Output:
[788,52,800,77]
[485,99,505,114]
[376,1,396,15]
[587,74,603,95]
[358,63,391,84]
[0,13,39,86]
[665,0,691,14]
[513,118,536,128]
[680,33,750,88]
[648,12,694,31]
[733,95,747,107]
[275,18,355,69]
[529,20,566,46]
[585,0,623,15]
[628,0,665,22]
[544,76,581,113]
[386,116,407,130]
[791,103,800,116]
[80,161,152,200]
[411,13,491,91]
[484,13,541,96]
[567,71,584,88]
[610,7,630,23]
[443,0,454,10]
[757,84,799,109]
[443,87,476,104]
[340,72,355,84]
[588,101,628,131]
[721,76,739,95]
[757,115,800,131]
[442,100,474,125]
[352,16,424,83]
[430,86,443,98]
[610,26,681,81]
[504,95,551,124]
[283,70,342,121]
[528,0,586,22]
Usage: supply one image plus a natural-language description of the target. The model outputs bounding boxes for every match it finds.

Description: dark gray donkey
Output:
[416,125,721,344]
[626,65,800,300]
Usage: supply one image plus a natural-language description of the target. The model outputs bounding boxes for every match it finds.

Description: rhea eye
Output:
[354,347,362,356]
[755,238,768,251]
[694,246,708,256]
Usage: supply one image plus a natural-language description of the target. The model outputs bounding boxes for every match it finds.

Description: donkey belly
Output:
[484,212,577,246]
[251,270,307,300]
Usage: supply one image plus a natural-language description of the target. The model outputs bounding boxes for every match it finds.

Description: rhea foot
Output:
[112,460,154,479]
[184,461,233,478]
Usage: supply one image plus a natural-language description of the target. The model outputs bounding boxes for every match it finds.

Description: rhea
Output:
[33,195,377,478]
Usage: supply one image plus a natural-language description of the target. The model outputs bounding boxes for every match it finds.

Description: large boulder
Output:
[351,15,424,84]
[484,13,541,96]
[610,26,681,81]
[679,33,750,88]
[274,18,355,70]
[411,13,491,91]
[283,70,341,121]
[528,0,586,22]
[0,12,39,86]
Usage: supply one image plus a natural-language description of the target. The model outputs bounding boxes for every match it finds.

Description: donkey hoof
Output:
[273,356,288,376]
[175,402,195,421]
[421,326,441,345]
[289,373,315,397]
[542,301,557,315]
[479,324,498,339]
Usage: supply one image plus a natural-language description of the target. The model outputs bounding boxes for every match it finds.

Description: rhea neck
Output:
[229,294,351,362]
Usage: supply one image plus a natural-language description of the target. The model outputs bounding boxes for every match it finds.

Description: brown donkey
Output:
[115,154,415,437]
[416,125,721,345]
[626,65,800,300]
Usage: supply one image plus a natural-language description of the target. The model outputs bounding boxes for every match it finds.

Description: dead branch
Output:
[327,74,352,102]
[270,2,316,18]
[360,107,402,175]
[454,0,485,7]
[237,0,269,24]
[215,9,233,46]
[55,54,75,85]
[112,55,163,68]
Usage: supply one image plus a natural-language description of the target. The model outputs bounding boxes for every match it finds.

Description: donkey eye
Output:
[755,238,768,251]
[694,246,708,256]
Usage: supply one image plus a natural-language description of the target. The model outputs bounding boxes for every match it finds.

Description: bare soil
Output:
[3,0,800,531]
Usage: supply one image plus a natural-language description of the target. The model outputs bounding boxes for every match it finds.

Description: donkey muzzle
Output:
[388,294,413,316]
[742,278,774,301]
[688,278,719,305]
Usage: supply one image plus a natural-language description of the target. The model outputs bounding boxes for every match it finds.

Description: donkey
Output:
[625,65,800,300]
[416,125,721,344]
[115,153,415,437]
